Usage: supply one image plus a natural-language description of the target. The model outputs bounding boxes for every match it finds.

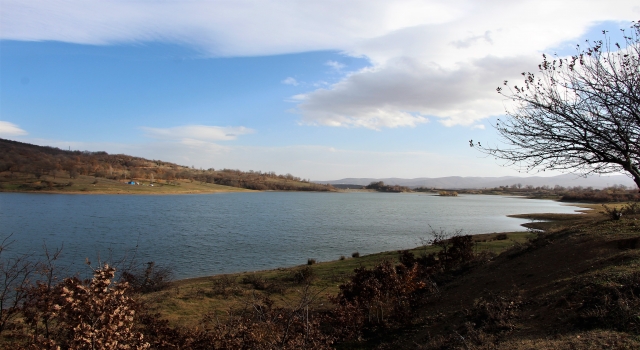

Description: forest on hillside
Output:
[0,138,335,191]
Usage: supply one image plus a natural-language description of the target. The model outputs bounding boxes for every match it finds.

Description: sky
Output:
[1,1,638,181]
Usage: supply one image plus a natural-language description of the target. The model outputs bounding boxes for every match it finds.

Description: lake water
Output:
[0,192,586,279]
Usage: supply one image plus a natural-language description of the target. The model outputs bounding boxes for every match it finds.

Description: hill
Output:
[0,138,335,193]
[320,174,636,189]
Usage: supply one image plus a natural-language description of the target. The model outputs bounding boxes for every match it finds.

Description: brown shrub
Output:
[20,265,149,349]
[328,261,429,340]
[121,261,172,293]
[290,266,316,284]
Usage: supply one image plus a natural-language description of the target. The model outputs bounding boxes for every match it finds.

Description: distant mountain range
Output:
[316,174,636,189]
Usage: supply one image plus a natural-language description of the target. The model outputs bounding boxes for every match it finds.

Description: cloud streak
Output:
[141,125,254,142]
[0,121,28,136]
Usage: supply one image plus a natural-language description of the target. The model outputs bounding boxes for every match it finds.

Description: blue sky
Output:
[1,1,638,180]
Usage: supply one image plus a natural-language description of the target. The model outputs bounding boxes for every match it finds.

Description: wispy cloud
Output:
[141,125,254,142]
[325,60,345,72]
[0,121,28,136]
[281,77,299,86]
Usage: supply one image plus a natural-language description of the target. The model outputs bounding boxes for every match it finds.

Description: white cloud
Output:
[297,56,535,128]
[141,125,254,142]
[0,0,462,56]
[294,2,638,128]
[3,1,638,128]
[325,60,346,72]
[0,121,28,136]
[281,77,299,86]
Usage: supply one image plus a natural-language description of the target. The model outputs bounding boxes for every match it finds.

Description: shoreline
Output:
[0,188,254,195]
[142,203,612,329]
[171,204,597,284]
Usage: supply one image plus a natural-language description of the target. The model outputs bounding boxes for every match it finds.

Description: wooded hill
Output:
[0,138,335,192]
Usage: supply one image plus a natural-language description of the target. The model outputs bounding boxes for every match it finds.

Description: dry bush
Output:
[138,288,333,349]
[121,261,173,294]
[241,274,268,291]
[20,264,149,349]
[603,204,624,220]
[210,275,243,298]
[464,291,523,335]
[290,266,316,285]
[329,261,428,340]
[401,231,476,276]
[0,238,36,335]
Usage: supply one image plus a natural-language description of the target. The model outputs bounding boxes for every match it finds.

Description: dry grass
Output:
[0,173,250,194]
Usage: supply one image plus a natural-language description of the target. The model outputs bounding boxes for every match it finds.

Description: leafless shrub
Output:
[242,274,268,290]
[290,266,316,285]
[121,261,173,294]
[328,260,429,341]
[0,236,36,335]
[464,290,523,335]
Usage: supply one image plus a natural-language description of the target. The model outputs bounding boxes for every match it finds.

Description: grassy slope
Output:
[0,173,251,194]
[0,172,333,194]
[144,204,640,349]
[142,230,548,327]
[378,205,640,349]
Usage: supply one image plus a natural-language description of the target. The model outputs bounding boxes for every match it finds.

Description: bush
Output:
[307,258,317,265]
[339,255,346,260]
[210,275,242,298]
[602,204,624,220]
[495,233,508,240]
[464,291,523,334]
[291,266,316,284]
[329,261,428,340]
[241,274,268,290]
[351,252,360,258]
[121,261,173,293]
[20,264,149,349]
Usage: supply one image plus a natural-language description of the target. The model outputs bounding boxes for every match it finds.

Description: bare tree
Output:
[0,236,35,334]
[472,22,640,191]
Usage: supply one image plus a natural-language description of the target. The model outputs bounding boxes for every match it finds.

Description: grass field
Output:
[0,172,252,194]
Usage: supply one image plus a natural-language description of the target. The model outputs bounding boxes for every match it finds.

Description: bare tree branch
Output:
[473,22,640,191]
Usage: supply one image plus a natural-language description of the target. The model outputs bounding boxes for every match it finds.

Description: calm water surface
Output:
[0,192,586,279]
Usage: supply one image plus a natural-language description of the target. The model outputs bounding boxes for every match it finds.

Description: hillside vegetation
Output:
[0,138,335,193]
